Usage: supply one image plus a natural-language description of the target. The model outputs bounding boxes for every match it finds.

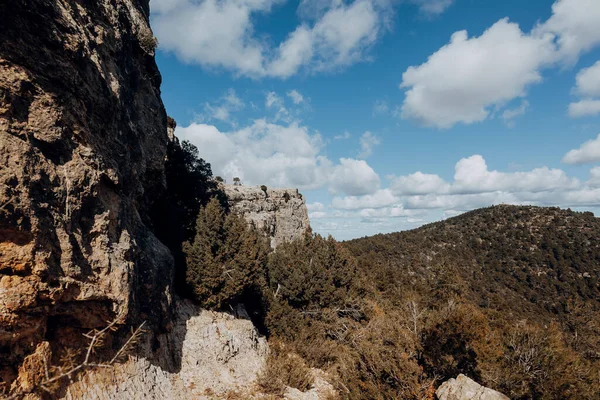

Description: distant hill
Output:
[345,205,600,323]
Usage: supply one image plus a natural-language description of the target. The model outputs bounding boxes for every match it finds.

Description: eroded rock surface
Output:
[436,374,510,400]
[0,0,172,391]
[63,300,335,399]
[224,184,310,248]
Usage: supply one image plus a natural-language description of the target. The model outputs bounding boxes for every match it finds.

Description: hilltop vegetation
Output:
[183,201,600,399]
[345,205,600,323]
[341,205,600,398]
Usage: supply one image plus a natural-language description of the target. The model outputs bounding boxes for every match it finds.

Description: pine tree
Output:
[184,198,269,309]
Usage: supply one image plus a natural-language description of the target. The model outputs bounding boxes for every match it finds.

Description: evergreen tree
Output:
[184,198,269,309]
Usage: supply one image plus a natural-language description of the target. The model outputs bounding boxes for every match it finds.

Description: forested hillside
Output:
[337,205,600,398]
[345,205,600,322]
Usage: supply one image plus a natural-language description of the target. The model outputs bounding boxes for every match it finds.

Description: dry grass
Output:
[257,341,314,396]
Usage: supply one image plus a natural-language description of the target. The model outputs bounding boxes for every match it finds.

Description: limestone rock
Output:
[63,299,268,399]
[436,374,510,400]
[0,0,173,390]
[223,184,310,248]
[63,299,336,399]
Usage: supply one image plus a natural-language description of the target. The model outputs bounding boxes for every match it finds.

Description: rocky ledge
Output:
[223,184,310,249]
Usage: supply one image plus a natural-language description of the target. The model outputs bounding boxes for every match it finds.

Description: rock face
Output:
[224,184,310,248]
[63,300,335,400]
[436,375,510,400]
[63,300,268,399]
[0,0,172,391]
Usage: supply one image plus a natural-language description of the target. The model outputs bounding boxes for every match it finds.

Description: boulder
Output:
[436,374,509,400]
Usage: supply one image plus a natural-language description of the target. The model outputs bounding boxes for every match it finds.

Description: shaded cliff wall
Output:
[0,0,173,388]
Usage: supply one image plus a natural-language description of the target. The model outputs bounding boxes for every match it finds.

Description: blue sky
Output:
[150,0,600,240]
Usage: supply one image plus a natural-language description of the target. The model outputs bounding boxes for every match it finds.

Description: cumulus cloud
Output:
[568,100,600,117]
[329,158,381,195]
[151,0,388,78]
[398,0,600,128]
[389,155,579,196]
[451,155,579,193]
[399,19,555,128]
[533,0,600,63]
[569,61,600,117]
[358,131,380,158]
[587,167,600,187]
[390,171,450,195]
[331,189,397,210]
[562,134,600,164]
[176,120,380,196]
[325,153,597,236]
[573,61,600,97]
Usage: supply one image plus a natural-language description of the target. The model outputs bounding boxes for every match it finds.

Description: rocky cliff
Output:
[0,0,173,393]
[223,185,310,248]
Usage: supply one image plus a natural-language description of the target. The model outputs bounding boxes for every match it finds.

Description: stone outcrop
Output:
[223,184,310,248]
[63,300,335,400]
[436,375,510,400]
[0,0,173,392]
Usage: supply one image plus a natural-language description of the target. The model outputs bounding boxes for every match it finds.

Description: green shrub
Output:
[184,198,269,309]
[267,233,357,311]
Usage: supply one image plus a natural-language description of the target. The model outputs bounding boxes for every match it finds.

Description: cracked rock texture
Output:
[436,374,510,400]
[63,300,335,400]
[0,0,173,391]
[224,184,310,248]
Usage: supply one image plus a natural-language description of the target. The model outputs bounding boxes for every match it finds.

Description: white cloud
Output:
[389,155,579,196]
[568,100,600,118]
[307,202,325,211]
[151,0,272,76]
[152,0,388,78]
[569,61,600,117]
[587,167,600,187]
[409,0,454,16]
[309,211,328,219]
[502,100,529,126]
[358,206,419,218]
[562,134,600,164]
[573,61,600,97]
[390,171,450,195]
[329,158,380,195]
[327,154,596,235]
[398,0,600,128]
[533,0,600,63]
[176,120,380,196]
[358,131,380,158]
[334,131,351,140]
[399,19,556,128]
[307,201,329,219]
[265,91,292,122]
[452,155,579,193]
[198,89,244,124]
[287,90,304,104]
[331,189,397,210]
[318,149,600,239]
